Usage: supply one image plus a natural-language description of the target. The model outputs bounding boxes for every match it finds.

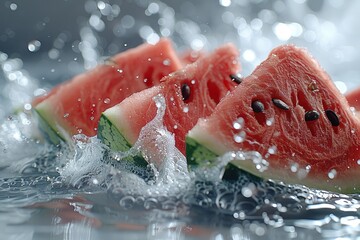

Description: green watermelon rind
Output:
[185,136,218,169]
[33,108,64,145]
[97,114,148,167]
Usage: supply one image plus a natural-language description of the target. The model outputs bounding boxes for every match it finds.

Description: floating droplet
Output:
[268,145,277,154]
[234,131,246,143]
[28,40,41,52]
[163,59,171,66]
[290,162,299,172]
[266,117,274,126]
[233,117,244,129]
[328,169,337,179]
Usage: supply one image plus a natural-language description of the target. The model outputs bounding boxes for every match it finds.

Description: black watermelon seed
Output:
[181,83,191,101]
[305,110,320,121]
[229,74,242,84]
[272,98,290,110]
[251,100,265,113]
[325,109,340,126]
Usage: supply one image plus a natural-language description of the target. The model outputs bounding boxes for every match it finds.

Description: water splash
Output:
[109,94,190,197]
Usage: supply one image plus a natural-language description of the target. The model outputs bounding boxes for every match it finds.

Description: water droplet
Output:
[183,106,189,113]
[290,162,299,172]
[191,79,196,84]
[147,57,152,62]
[92,178,99,184]
[10,3,17,11]
[233,117,244,129]
[90,116,95,121]
[28,40,41,52]
[241,187,252,197]
[357,159,360,165]
[64,113,69,118]
[173,125,178,129]
[268,145,277,155]
[266,117,274,126]
[103,98,110,104]
[163,59,171,66]
[24,103,32,111]
[117,69,123,73]
[219,0,232,7]
[328,169,337,179]
[234,131,246,143]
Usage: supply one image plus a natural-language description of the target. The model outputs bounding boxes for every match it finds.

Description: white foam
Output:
[0,113,46,173]
[58,135,109,187]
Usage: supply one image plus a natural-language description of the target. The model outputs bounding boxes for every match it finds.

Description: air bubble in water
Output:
[28,40,41,52]
[103,98,110,104]
[328,169,337,179]
[357,159,360,165]
[183,106,189,113]
[63,113,69,118]
[191,79,196,84]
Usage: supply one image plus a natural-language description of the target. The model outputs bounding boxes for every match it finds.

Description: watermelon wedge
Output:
[186,44,360,193]
[98,43,240,158]
[33,38,182,143]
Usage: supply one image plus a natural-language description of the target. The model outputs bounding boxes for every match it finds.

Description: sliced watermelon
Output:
[186,44,360,193]
[98,43,240,157]
[33,39,182,143]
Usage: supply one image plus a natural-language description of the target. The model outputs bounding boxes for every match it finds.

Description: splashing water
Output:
[1,0,360,239]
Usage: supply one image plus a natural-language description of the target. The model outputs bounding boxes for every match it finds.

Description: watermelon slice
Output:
[33,39,182,143]
[98,43,240,157]
[186,44,360,193]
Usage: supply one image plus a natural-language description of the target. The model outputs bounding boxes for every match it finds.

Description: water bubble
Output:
[233,117,244,130]
[219,0,231,7]
[266,117,274,126]
[63,113,69,118]
[290,162,299,172]
[183,106,189,113]
[28,40,41,52]
[267,145,277,155]
[242,186,254,198]
[357,159,360,165]
[191,79,196,84]
[48,48,60,60]
[103,98,110,104]
[9,3,17,11]
[328,169,337,179]
[234,131,246,143]
[163,59,171,66]
[147,2,160,15]
[24,103,32,111]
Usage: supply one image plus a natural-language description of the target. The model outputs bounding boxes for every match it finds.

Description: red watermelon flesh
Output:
[187,44,360,193]
[98,43,240,156]
[345,87,360,112]
[33,38,182,141]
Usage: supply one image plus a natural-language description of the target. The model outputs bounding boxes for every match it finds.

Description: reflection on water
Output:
[1,0,360,239]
